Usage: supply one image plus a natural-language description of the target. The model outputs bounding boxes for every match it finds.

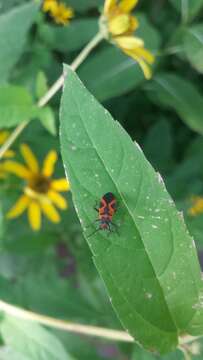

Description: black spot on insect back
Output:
[103,192,115,203]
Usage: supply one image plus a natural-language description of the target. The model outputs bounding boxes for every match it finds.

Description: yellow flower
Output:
[42,0,74,25]
[102,0,155,79]
[42,0,58,13]
[188,196,203,216]
[4,144,70,231]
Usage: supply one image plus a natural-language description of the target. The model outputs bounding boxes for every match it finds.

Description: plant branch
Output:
[0,121,27,159]
[0,299,201,347]
[38,31,103,108]
[0,32,103,160]
[0,300,133,343]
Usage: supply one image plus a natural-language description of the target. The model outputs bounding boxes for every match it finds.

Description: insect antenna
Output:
[87,227,101,238]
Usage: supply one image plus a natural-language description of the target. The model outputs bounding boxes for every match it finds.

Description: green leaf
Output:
[36,71,48,99]
[169,0,203,21]
[60,66,203,354]
[39,19,98,53]
[79,14,160,101]
[79,47,144,101]
[0,85,37,128]
[0,203,4,242]
[146,73,203,135]
[38,106,57,136]
[1,316,73,360]
[51,331,105,360]
[183,24,203,73]
[143,119,174,173]
[0,2,38,83]
[65,0,102,11]
[132,344,184,359]
[0,345,28,360]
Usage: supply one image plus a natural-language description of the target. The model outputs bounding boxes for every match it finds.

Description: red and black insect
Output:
[88,192,118,237]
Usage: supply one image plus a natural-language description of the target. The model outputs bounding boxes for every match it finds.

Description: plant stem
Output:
[179,346,191,360]
[38,31,103,108]
[0,300,133,343]
[0,299,201,347]
[0,121,28,159]
[0,32,103,160]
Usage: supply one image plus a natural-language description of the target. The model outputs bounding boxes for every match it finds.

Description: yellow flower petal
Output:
[7,195,29,219]
[0,164,6,179]
[119,0,138,12]
[41,200,60,223]
[42,150,57,177]
[131,46,155,64]
[20,144,39,173]
[129,15,139,32]
[188,197,203,216]
[104,0,116,14]
[135,57,152,79]
[123,49,152,79]
[42,0,58,13]
[115,35,144,49]
[0,131,9,145]
[4,149,15,158]
[51,178,70,192]
[28,201,41,231]
[109,14,131,36]
[48,190,68,209]
[50,3,74,25]
[3,160,30,179]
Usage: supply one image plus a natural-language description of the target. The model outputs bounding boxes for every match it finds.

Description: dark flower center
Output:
[28,175,50,194]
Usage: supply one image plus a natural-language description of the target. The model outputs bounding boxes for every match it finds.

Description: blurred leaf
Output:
[187,215,203,250]
[36,71,48,99]
[79,14,160,101]
[143,119,174,173]
[132,343,184,359]
[79,47,144,101]
[183,24,203,73]
[0,2,38,83]
[0,85,37,128]
[0,256,116,330]
[66,0,103,11]
[1,316,73,360]
[38,106,57,136]
[0,203,4,242]
[52,331,121,360]
[169,0,203,21]
[60,67,203,353]
[39,19,98,52]
[166,136,203,200]
[15,270,104,322]
[0,345,28,360]
[146,73,203,135]
[166,157,202,200]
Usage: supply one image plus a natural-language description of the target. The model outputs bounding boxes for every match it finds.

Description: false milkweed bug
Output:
[87,192,119,237]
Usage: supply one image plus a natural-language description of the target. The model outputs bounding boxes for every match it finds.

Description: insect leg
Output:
[111,222,120,236]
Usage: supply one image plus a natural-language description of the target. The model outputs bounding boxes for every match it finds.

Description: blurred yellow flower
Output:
[43,0,58,13]
[43,0,74,25]
[102,0,155,79]
[188,196,203,216]
[4,144,70,231]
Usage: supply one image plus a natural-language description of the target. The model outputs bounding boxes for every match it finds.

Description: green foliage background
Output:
[1,0,203,359]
